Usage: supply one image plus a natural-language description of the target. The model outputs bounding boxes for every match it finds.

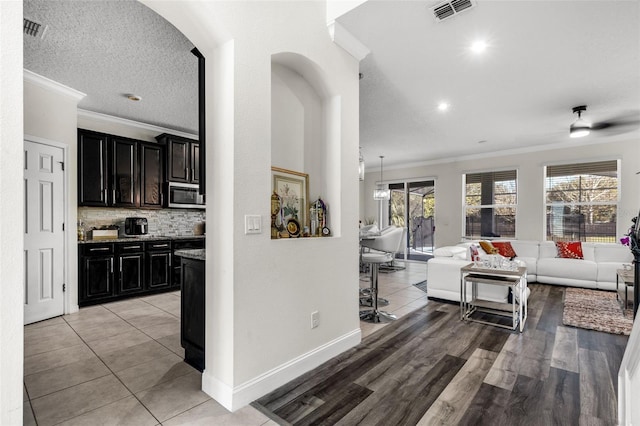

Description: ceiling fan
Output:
[570,105,640,138]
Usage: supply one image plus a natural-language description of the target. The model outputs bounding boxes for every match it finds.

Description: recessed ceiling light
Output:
[126,94,142,102]
[470,40,487,54]
[437,102,450,111]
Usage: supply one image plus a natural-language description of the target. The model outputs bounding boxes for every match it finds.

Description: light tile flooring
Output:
[24,262,427,425]
[358,261,429,338]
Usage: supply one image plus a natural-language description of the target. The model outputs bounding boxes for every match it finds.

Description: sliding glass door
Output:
[389,180,435,262]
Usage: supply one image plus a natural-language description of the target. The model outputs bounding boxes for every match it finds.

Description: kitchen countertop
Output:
[78,235,205,244]
[174,249,206,261]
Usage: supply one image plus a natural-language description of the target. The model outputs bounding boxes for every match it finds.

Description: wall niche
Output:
[270,52,341,238]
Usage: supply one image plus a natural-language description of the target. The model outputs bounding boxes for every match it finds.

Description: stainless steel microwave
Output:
[166,182,205,209]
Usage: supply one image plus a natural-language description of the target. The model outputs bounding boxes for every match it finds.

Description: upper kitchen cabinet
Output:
[78,129,164,209]
[78,130,109,206]
[156,133,200,184]
[140,142,164,208]
[111,136,139,208]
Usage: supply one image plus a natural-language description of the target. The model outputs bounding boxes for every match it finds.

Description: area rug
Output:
[413,280,428,294]
[562,288,634,336]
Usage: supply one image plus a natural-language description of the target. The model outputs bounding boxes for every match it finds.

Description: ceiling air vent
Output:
[23,18,48,39]
[432,0,475,21]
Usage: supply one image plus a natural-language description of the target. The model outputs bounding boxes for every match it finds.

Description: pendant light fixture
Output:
[570,105,591,138]
[373,155,390,200]
[358,147,365,181]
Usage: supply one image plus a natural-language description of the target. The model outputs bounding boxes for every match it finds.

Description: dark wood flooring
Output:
[252,284,628,425]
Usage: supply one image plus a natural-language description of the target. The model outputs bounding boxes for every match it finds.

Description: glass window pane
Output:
[464,170,517,237]
[545,161,618,242]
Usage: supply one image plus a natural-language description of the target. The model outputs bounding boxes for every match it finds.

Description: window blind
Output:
[546,160,617,178]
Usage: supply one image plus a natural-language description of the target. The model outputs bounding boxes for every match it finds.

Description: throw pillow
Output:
[492,241,517,259]
[556,241,584,259]
[479,240,499,255]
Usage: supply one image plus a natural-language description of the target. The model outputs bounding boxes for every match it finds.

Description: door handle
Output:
[113,189,117,202]
[123,245,141,250]
[152,244,169,248]
[186,167,190,181]
[119,258,123,272]
[89,247,110,252]
[110,258,113,273]
[191,168,195,181]
[103,188,107,202]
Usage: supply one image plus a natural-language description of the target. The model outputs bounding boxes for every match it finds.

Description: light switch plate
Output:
[245,215,261,234]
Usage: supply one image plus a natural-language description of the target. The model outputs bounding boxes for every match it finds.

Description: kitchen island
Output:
[175,249,205,371]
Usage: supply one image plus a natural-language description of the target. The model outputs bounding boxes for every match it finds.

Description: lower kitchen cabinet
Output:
[82,255,116,302]
[117,253,145,295]
[172,238,205,288]
[181,256,205,371]
[79,237,205,306]
[116,241,145,296]
[147,240,172,290]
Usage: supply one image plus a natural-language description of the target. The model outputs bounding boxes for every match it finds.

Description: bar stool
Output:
[359,252,397,323]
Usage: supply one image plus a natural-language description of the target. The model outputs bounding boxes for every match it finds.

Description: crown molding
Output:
[23,69,86,102]
[380,136,638,173]
[327,21,370,61]
[77,109,198,140]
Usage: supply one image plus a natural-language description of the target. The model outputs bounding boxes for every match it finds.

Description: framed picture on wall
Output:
[272,167,309,231]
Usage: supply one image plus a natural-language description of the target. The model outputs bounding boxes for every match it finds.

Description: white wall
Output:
[272,64,306,171]
[0,2,24,424]
[362,139,640,247]
[24,74,85,317]
[142,0,361,410]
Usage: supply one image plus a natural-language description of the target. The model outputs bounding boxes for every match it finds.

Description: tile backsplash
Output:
[78,207,205,237]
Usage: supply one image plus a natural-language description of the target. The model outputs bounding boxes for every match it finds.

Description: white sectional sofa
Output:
[426,240,633,303]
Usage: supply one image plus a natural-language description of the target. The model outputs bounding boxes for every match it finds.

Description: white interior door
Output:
[24,140,65,325]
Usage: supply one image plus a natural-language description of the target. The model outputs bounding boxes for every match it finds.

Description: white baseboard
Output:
[201,327,362,412]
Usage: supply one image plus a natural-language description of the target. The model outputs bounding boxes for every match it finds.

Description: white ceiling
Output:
[23,1,640,169]
[23,0,198,135]
[338,0,640,168]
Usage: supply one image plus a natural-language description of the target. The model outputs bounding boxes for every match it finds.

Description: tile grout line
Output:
[49,294,187,415]
[44,306,164,425]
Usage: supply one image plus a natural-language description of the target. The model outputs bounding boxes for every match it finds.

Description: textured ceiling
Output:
[23,0,198,135]
[23,1,640,168]
[338,0,640,168]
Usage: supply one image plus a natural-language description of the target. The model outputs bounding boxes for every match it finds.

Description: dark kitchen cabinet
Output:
[147,240,172,290]
[78,129,164,209]
[79,244,115,303]
[78,130,109,206]
[172,238,205,288]
[140,143,164,208]
[181,256,205,371]
[116,242,145,295]
[156,133,200,184]
[111,137,139,208]
[191,143,200,184]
